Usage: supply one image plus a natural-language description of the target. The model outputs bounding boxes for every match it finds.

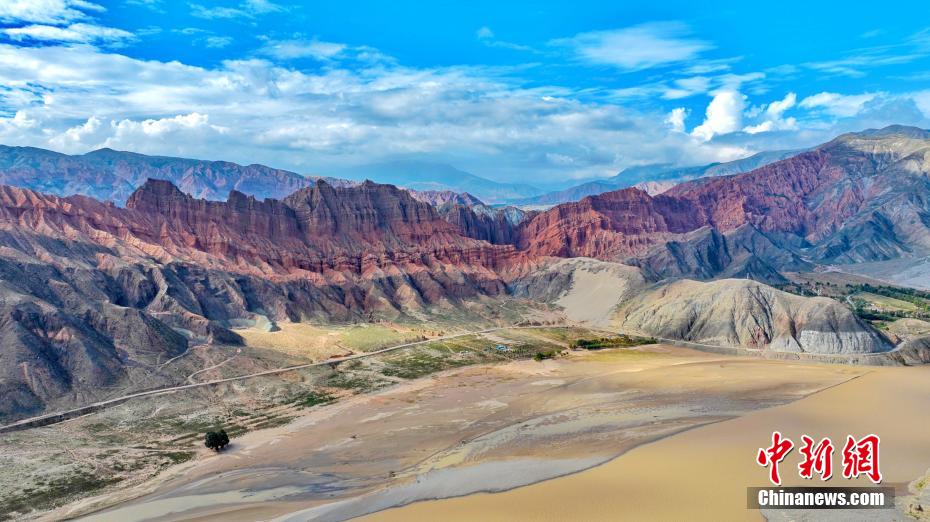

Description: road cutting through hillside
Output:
[0,325,903,434]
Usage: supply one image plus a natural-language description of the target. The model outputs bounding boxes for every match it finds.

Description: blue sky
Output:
[1,0,929,186]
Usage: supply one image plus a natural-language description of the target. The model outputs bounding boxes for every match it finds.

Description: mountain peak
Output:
[125,178,189,211]
[841,125,930,141]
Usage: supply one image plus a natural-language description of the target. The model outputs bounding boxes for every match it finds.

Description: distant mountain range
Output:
[0,145,323,203]
[334,160,544,204]
[508,150,799,206]
[0,147,546,206]
[0,144,803,209]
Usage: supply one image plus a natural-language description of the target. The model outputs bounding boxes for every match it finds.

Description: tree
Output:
[205,429,230,452]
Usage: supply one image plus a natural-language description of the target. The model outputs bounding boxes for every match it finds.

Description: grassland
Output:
[236,322,428,359]
[779,272,930,330]
[850,291,919,312]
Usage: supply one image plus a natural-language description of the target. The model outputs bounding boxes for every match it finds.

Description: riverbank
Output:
[363,364,930,521]
[71,345,865,521]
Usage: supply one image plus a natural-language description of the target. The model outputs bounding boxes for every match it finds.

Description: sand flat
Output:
[363,365,930,522]
[68,345,872,522]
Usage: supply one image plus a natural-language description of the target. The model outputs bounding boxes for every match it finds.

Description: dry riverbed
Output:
[64,345,866,522]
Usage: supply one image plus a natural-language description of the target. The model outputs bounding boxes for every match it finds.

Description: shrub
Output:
[204,429,230,452]
[533,350,557,361]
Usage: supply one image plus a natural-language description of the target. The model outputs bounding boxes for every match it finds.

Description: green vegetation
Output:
[847,285,930,324]
[851,284,930,312]
[338,325,424,352]
[325,372,379,391]
[0,472,120,521]
[382,349,472,379]
[777,278,930,326]
[570,335,657,350]
[379,335,495,379]
[292,390,335,408]
[533,350,558,361]
[249,416,295,430]
[162,451,195,465]
[850,291,918,312]
[204,429,230,452]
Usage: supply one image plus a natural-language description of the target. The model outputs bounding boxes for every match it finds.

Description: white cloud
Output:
[474,26,537,53]
[3,23,134,44]
[914,91,930,119]
[191,0,284,20]
[49,113,229,154]
[691,90,746,141]
[245,0,283,14]
[0,0,103,25]
[128,0,163,9]
[0,110,38,136]
[0,43,765,182]
[109,112,225,138]
[799,92,878,117]
[49,115,102,149]
[553,22,713,71]
[804,27,930,78]
[744,92,797,134]
[662,76,711,99]
[766,92,797,117]
[608,70,765,101]
[1,38,926,185]
[0,1,131,47]
[259,39,348,60]
[205,36,233,48]
[665,107,688,132]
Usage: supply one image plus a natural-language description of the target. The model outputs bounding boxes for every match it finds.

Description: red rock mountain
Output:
[0,179,529,421]
[1,178,518,281]
[510,126,930,279]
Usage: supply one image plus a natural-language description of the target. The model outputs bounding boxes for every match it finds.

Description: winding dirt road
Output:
[0,325,901,434]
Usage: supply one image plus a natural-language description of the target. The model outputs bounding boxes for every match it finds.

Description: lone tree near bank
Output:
[205,429,230,452]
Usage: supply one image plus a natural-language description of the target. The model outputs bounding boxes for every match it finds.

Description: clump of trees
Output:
[204,429,230,452]
[533,350,558,361]
[570,335,657,350]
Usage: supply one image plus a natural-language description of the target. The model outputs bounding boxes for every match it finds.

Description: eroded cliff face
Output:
[510,258,892,354]
[0,180,532,422]
[511,151,837,261]
[438,202,530,245]
[0,249,191,421]
[507,127,930,278]
[0,178,525,290]
[408,189,484,208]
[614,279,893,354]
[513,188,704,259]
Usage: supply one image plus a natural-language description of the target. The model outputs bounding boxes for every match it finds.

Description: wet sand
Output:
[70,346,868,521]
[365,365,930,522]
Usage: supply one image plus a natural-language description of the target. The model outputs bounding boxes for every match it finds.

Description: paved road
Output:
[0,324,902,433]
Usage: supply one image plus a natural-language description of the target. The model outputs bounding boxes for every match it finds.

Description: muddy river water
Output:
[77,345,865,521]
